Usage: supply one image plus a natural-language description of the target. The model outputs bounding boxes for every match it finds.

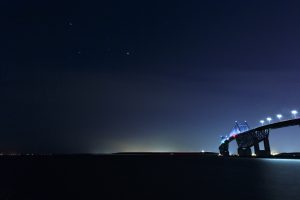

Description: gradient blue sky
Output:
[1,0,300,153]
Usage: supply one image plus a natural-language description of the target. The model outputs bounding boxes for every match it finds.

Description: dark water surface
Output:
[0,155,300,200]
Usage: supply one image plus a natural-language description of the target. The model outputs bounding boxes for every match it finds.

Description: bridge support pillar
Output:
[263,136,271,155]
[238,147,252,157]
[219,141,229,156]
[254,136,271,157]
[253,141,260,155]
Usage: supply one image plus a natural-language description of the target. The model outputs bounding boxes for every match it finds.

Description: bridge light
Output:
[276,114,282,121]
[266,117,272,124]
[291,110,298,119]
[260,120,265,126]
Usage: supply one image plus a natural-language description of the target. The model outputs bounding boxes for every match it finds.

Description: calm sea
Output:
[0,155,300,200]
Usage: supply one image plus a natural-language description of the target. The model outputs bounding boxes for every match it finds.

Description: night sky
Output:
[1,0,300,153]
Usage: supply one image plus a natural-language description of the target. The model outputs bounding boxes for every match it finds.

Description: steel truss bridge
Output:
[219,118,300,156]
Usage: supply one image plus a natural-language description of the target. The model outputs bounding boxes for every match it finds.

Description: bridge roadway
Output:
[219,118,300,156]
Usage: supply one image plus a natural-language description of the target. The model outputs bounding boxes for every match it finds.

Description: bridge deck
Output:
[250,118,300,131]
[229,118,300,141]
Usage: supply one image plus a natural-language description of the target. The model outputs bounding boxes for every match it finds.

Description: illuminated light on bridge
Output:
[266,117,272,124]
[276,114,282,121]
[291,110,298,119]
[260,120,265,126]
[220,136,228,144]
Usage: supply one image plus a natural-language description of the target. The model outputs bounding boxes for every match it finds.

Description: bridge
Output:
[219,118,300,156]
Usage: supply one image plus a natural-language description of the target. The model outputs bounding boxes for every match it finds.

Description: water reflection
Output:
[262,158,300,163]
[259,158,300,200]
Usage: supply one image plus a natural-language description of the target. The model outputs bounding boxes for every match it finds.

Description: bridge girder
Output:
[236,129,269,148]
